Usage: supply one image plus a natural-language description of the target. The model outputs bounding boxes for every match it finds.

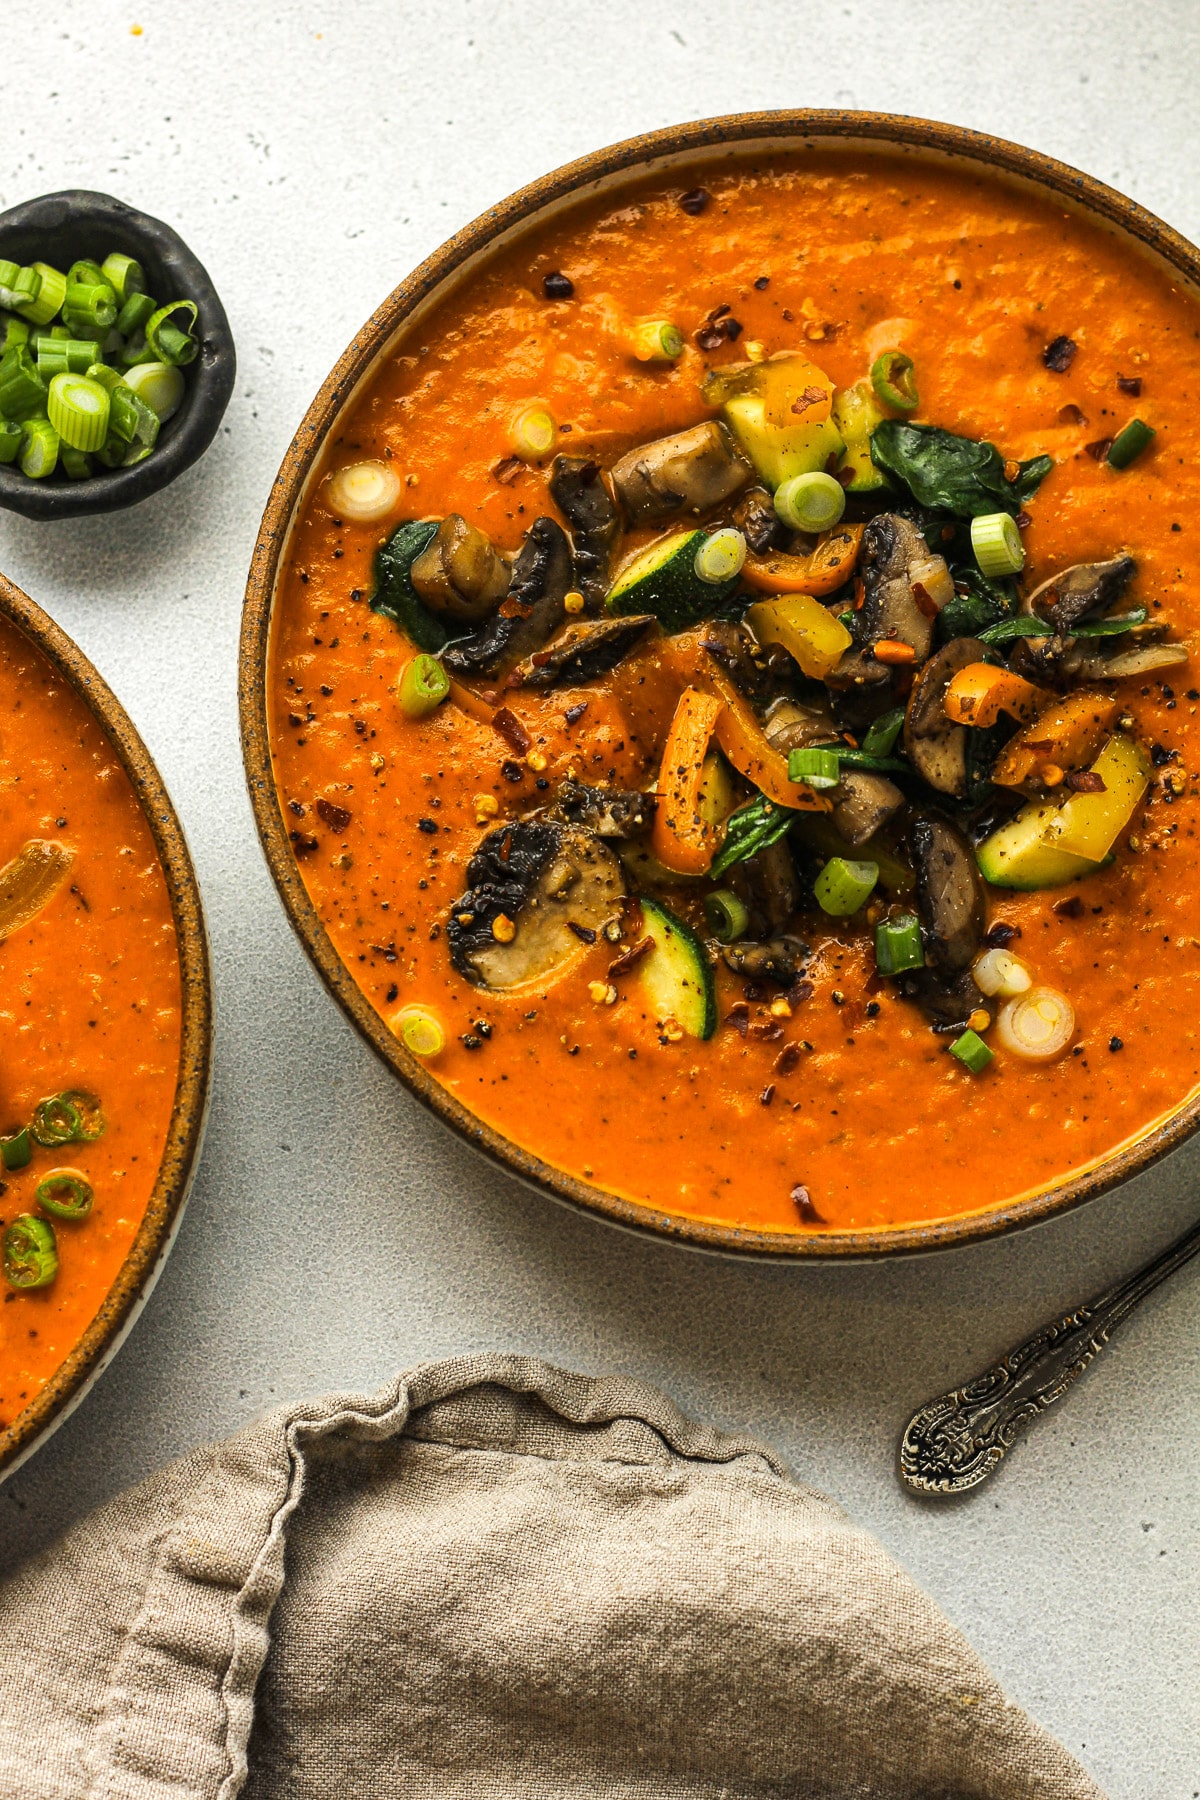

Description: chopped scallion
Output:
[874,912,925,975]
[19,417,60,479]
[814,856,879,916]
[15,262,66,327]
[62,280,119,336]
[0,312,31,353]
[60,445,93,480]
[47,373,111,453]
[630,319,684,362]
[145,299,198,366]
[0,419,21,464]
[35,1168,94,1220]
[0,1127,31,1171]
[109,382,159,449]
[36,337,101,376]
[694,527,746,584]
[870,349,919,413]
[398,653,450,719]
[949,1028,993,1074]
[392,1005,446,1057]
[3,1214,57,1290]
[101,252,144,304]
[970,510,1025,577]
[787,746,841,790]
[122,359,185,422]
[510,404,557,461]
[115,289,156,337]
[1106,418,1155,469]
[773,470,846,533]
[703,888,750,943]
[68,258,107,289]
[0,347,49,422]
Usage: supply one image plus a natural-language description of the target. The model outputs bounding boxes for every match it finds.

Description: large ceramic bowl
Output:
[0,571,211,1479]
[240,110,1200,1259]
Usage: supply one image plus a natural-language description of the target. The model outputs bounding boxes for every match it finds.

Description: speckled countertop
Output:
[3,5,1199,1792]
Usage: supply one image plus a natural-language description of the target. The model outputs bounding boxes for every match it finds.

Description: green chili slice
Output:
[36,1167,94,1221]
[0,1127,31,1171]
[30,1093,82,1147]
[398,653,450,720]
[870,350,919,415]
[59,1090,105,1142]
[4,1214,58,1289]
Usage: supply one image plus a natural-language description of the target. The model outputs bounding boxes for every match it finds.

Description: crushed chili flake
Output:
[499,596,535,620]
[774,1042,801,1075]
[1085,437,1114,462]
[608,936,653,978]
[1014,511,1032,530]
[1116,373,1142,397]
[748,1019,784,1042]
[759,1085,776,1107]
[315,798,352,832]
[724,1003,750,1038]
[1053,895,1085,919]
[417,817,438,834]
[791,385,828,415]
[754,275,770,290]
[1043,336,1077,372]
[1109,1035,1124,1052]
[493,456,523,485]
[491,707,531,755]
[695,326,725,351]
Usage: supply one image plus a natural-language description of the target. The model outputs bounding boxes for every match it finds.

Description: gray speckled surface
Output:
[3,4,1200,1791]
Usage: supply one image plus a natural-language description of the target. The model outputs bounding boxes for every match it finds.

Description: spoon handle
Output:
[899,1214,1200,1496]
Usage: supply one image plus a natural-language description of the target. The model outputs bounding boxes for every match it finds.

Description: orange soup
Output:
[0,611,182,1425]
[268,149,1200,1237]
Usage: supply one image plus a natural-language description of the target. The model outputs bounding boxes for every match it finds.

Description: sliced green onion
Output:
[36,1167,94,1221]
[831,747,907,774]
[4,1215,57,1290]
[118,332,157,369]
[15,262,66,327]
[116,290,156,337]
[860,707,906,758]
[30,1093,82,1147]
[694,527,747,585]
[1,312,31,353]
[0,1127,31,1171]
[325,457,400,523]
[703,888,750,943]
[392,1005,445,1057]
[60,445,93,480]
[773,470,846,533]
[398,653,450,719]
[995,986,1075,1061]
[146,299,198,366]
[970,511,1025,578]
[122,359,185,423]
[0,261,23,307]
[1071,608,1148,638]
[630,319,684,362]
[972,947,1032,999]
[510,404,557,461]
[977,615,1054,646]
[874,912,925,975]
[19,418,60,479]
[59,1091,105,1142]
[0,418,21,464]
[93,432,127,469]
[62,280,118,336]
[101,252,144,304]
[949,1028,993,1074]
[36,337,101,376]
[870,350,919,413]
[2,266,42,313]
[1106,418,1155,470]
[47,373,111,453]
[109,383,159,449]
[68,258,107,288]
[122,442,153,467]
[0,347,49,422]
[814,856,878,916]
[788,746,841,789]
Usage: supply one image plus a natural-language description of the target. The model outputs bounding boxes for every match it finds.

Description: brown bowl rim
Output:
[239,108,1200,1259]
[0,571,212,1473]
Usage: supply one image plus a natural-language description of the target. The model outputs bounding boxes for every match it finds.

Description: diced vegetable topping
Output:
[397,653,450,719]
[875,913,925,975]
[970,510,1025,578]
[949,1028,993,1073]
[995,987,1075,1061]
[814,856,878,916]
[773,471,846,534]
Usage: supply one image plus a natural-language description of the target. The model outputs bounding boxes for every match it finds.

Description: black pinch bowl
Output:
[0,189,236,521]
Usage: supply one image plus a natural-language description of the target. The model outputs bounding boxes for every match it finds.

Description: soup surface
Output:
[268,149,1200,1237]
[0,611,182,1427]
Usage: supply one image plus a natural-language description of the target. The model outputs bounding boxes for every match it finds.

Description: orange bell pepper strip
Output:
[741,524,864,597]
[703,664,830,813]
[652,688,725,874]
[943,662,1052,728]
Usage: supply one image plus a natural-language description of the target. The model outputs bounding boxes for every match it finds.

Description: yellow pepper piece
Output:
[1040,733,1151,862]
[746,592,853,680]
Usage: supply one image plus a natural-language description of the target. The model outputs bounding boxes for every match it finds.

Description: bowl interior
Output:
[241,111,1200,1260]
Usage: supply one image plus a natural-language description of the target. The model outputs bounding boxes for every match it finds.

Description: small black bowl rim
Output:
[0,188,236,521]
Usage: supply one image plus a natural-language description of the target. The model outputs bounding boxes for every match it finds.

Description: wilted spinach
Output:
[370,519,449,653]
[710,793,795,878]
[935,564,1020,643]
[870,421,1053,518]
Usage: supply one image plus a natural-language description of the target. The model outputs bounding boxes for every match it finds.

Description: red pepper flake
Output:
[622,895,645,938]
[564,701,588,726]
[759,1084,776,1107]
[679,188,710,215]
[1065,770,1106,793]
[788,980,815,1007]
[1043,336,1077,372]
[748,1019,784,1042]
[774,1042,801,1074]
[707,303,732,322]
[315,798,352,833]
[499,831,513,862]
[1057,403,1087,426]
[491,707,531,755]
[911,581,938,620]
[791,385,827,415]
[1014,511,1032,530]
[608,936,653,978]
[724,1002,750,1038]
[567,921,597,944]
[1085,437,1114,462]
[1053,895,1085,919]
[1117,374,1142,397]
[493,456,523,485]
[791,1184,824,1224]
[724,317,743,342]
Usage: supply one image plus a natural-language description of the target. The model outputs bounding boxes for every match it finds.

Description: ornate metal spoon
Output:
[899,1216,1200,1496]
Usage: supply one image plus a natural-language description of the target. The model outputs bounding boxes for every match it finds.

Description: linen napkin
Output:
[0,1352,1103,1799]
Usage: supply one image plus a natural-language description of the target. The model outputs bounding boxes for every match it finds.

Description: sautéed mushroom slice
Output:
[0,840,74,943]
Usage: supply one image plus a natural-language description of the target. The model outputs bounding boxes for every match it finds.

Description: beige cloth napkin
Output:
[0,1353,1103,1799]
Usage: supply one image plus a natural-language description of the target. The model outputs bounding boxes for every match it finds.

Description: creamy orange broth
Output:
[0,613,181,1420]
[269,150,1200,1235]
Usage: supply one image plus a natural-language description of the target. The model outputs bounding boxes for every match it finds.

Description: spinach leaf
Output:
[977,615,1054,646]
[1072,607,1148,638]
[370,519,449,652]
[936,565,1019,643]
[870,421,1053,518]
[710,794,795,878]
